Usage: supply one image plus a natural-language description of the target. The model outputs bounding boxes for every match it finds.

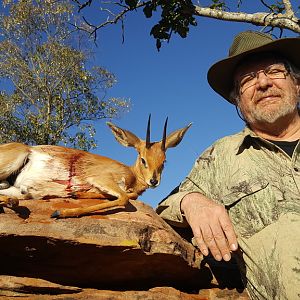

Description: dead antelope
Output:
[0,116,191,218]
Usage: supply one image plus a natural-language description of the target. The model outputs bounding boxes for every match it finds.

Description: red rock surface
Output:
[0,198,249,299]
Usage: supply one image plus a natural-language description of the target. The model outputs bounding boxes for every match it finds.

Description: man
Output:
[157,30,300,299]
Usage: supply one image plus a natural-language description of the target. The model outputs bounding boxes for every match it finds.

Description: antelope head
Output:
[107,115,192,189]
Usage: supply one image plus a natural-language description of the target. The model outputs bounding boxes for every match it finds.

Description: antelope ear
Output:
[164,123,192,149]
[107,122,141,147]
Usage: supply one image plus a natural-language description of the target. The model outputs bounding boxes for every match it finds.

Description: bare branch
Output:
[75,0,92,12]
[74,1,150,38]
[192,5,300,33]
[282,0,296,17]
[260,0,273,11]
[73,0,300,43]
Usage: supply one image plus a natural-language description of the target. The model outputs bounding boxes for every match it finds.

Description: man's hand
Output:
[181,192,238,261]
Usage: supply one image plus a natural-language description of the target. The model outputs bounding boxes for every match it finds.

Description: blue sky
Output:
[82,1,299,208]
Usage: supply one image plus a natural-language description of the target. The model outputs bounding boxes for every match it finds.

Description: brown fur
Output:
[0,120,191,218]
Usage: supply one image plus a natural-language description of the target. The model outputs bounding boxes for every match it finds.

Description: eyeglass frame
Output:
[235,62,291,95]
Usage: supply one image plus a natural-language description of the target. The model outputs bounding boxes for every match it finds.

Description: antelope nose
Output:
[150,178,158,186]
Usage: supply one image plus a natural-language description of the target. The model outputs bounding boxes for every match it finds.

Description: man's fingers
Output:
[210,223,232,261]
[219,213,238,252]
[206,206,238,261]
[192,212,238,261]
[181,193,238,261]
[193,233,209,256]
[194,229,232,261]
[195,224,223,261]
[193,226,229,261]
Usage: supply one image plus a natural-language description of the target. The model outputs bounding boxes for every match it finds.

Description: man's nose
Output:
[255,72,273,89]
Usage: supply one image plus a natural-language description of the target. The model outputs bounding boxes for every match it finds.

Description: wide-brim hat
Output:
[207,30,300,104]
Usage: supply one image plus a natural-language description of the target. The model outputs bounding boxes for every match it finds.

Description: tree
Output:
[72,0,300,50]
[0,0,129,150]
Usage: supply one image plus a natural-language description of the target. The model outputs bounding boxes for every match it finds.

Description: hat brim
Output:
[207,37,300,104]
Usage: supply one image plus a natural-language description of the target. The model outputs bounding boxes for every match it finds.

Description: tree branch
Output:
[74,1,300,42]
[192,5,300,33]
[74,1,150,38]
[260,0,273,11]
[282,0,295,18]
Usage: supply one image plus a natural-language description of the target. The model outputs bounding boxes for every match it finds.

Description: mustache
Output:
[253,89,282,103]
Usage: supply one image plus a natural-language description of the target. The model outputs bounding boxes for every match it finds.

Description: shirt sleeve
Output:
[156,144,219,227]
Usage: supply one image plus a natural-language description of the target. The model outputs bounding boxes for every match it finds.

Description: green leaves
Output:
[209,0,226,10]
[72,0,300,51]
[143,2,154,18]
[144,0,197,50]
[125,0,138,9]
[0,0,129,150]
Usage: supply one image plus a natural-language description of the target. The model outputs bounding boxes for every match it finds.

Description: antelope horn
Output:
[161,117,168,151]
[146,114,151,148]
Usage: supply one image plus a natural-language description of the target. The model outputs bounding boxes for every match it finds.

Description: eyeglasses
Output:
[237,63,290,94]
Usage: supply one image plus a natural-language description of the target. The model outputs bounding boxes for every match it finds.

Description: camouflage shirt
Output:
[157,126,300,300]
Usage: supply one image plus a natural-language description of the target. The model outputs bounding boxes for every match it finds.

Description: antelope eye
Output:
[141,158,147,167]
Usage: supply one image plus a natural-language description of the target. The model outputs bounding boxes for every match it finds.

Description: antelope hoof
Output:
[51,210,61,218]
[7,198,19,208]
[0,197,19,208]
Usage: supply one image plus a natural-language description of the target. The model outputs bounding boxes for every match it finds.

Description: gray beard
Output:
[249,101,295,124]
[241,96,299,125]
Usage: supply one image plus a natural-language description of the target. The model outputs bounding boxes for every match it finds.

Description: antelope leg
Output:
[0,195,19,208]
[51,193,135,218]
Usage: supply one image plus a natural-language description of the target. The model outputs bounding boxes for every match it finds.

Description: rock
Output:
[0,279,248,299]
[0,275,81,296]
[0,198,249,299]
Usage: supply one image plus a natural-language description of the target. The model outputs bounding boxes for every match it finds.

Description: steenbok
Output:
[0,116,191,218]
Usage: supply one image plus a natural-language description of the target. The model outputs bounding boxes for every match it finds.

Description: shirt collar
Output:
[235,126,264,154]
[236,125,300,155]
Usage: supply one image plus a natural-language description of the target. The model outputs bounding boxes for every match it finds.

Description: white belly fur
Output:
[14,149,71,198]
